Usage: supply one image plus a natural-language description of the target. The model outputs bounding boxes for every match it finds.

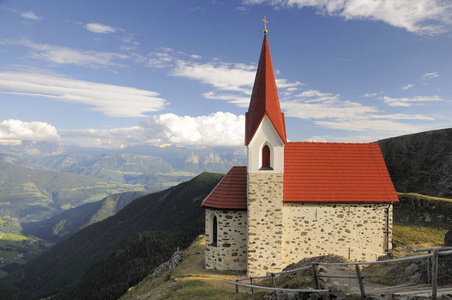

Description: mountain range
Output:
[0,128,452,299]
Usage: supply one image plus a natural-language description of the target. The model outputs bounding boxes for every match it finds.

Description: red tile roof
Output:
[284,142,398,203]
[202,142,397,210]
[201,166,247,210]
[245,35,287,145]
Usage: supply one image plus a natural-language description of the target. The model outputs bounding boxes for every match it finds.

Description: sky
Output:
[0,0,451,149]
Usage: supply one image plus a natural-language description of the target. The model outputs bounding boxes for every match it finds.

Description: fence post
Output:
[271,273,278,300]
[235,279,239,294]
[432,249,438,300]
[250,277,254,294]
[355,264,366,299]
[427,250,432,284]
[312,263,320,289]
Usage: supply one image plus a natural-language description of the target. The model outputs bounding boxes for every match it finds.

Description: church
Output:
[201,29,399,277]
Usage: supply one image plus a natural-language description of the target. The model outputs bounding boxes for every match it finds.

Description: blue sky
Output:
[0,0,451,149]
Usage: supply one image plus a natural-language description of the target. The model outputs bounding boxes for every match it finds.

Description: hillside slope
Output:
[21,190,149,242]
[378,128,452,198]
[0,154,142,222]
[13,172,224,298]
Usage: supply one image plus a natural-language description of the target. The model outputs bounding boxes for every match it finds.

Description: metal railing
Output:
[232,247,452,300]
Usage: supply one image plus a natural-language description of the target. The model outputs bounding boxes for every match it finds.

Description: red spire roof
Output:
[201,166,247,210]
[245,35,287,145]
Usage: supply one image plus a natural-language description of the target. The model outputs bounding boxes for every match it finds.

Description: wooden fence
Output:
[231,247,452,300]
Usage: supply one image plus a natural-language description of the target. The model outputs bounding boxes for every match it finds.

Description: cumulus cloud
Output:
[243,0,452,35]
[381,95,443,107]
[61,112,245,148]
[84,23,117,34]
[0,72,167,117]
[141,112,245,146]
[0,119,59,144]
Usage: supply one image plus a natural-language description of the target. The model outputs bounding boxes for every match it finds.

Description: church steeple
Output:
[245,34,287,146]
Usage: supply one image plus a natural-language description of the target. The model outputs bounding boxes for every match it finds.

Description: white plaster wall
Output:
[281,203,393,266]
[205,208,248,271]
[247,116,284,174]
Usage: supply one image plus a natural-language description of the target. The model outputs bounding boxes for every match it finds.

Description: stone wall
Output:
[281,203,393,266]
[205,208,247,271]
[247,173,284,276]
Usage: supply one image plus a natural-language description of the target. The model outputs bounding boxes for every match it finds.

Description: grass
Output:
[393,224,448,248]
[120,236,265,300]
[1,233,27,241]
[398,192,452,203]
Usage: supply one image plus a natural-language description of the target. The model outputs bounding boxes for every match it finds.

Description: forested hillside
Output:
[378,128,452,198]
[22,190,149,242]
[5,172,223,299]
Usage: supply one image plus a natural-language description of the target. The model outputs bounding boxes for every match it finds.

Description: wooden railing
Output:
[232,247,452,300]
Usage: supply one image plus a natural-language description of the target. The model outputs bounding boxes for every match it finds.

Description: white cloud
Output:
[363,92,382,97]
[422,72,440,80]
[84,23,117,34]
[204,92,250,107]
[141,112,245,146]
[20,11,42,20]
[0,72,167,117]
[62,112,245,148]
[171,60,256,94]
[7,8,42,20]
[381,95,443,107]
[3,39,130,68]
[402,83,415,90]
[280,89,435,136]
[0,119,59,144]
[315,119,423,133]
[243,0,452,35]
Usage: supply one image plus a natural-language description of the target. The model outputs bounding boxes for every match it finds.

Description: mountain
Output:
[0,153,143,222]
[21,191,149,242]
[377,128,452,198]
[11,172,223,298]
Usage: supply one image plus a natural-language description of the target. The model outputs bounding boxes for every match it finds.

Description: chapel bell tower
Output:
[245,23,287,275]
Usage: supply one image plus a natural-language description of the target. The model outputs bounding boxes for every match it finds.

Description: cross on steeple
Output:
[262,16,268,34]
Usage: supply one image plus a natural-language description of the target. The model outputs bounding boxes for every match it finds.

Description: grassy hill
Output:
[21,190,150,242]
[121,192,452,300]
[121,235,262,300]
[0,154,144,222]
[5,172,224,299]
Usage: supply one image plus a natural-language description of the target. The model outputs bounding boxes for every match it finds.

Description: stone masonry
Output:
[282,203,393,265]
[205,208,247,271]
[247,173,284,276]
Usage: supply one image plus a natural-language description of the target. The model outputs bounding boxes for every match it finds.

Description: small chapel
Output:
[201,27,399,277]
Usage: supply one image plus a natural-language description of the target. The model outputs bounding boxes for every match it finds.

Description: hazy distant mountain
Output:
[378,128,452,198]
[0,153,143,222]
[13,172,223,298]
[22,190,150,242]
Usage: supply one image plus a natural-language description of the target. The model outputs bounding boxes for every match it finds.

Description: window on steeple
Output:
[260,144,273,170]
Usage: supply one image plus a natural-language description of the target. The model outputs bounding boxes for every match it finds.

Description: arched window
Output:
[261,145,272,169]
[212,215,218,246]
